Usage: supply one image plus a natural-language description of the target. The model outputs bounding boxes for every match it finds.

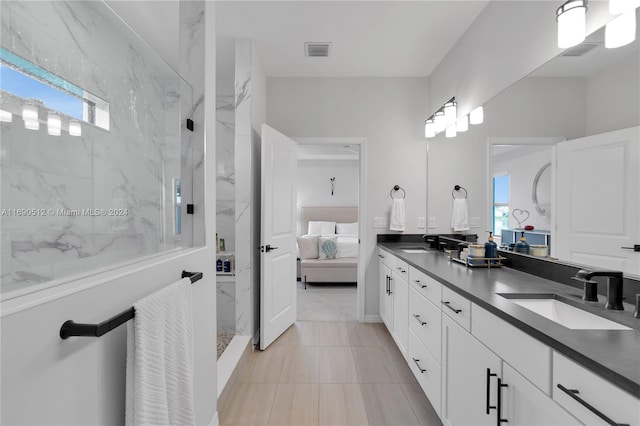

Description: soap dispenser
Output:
[484,231,498,263]
[515,231,530,255]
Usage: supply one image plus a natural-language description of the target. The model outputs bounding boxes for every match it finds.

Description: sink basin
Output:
[500,294,631,330]
[401,248,434,253]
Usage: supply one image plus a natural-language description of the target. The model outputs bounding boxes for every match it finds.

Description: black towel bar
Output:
[59,270,203,339]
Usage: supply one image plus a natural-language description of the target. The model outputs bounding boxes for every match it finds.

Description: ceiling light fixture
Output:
[470,105,484,125]
[605,11,636,48]
[556,0,588,48]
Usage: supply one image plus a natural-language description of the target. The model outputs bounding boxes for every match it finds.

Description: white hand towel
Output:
[451,198,470,232]
[126,278,195,426]
[390,198,406,232]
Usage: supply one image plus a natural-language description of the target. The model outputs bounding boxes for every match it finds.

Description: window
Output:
[493,174,510,237]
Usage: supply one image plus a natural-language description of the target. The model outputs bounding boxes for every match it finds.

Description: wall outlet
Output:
[428,217,437,229]
[417,217,426,229]
[469,217,481,228]
[373,216,388,228]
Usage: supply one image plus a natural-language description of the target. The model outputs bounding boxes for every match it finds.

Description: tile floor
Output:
[296,282,357,322]
[218,321,442,426]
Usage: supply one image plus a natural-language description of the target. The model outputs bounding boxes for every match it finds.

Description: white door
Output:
[556,126,640,275]
[260,124,298,350]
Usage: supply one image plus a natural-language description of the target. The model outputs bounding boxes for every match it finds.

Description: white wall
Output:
[297,159,359,235]
[267,77,428,318]
[0,2,218,425]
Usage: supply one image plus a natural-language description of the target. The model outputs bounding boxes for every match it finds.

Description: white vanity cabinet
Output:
[378,249,393,330]
[378,248,408,356]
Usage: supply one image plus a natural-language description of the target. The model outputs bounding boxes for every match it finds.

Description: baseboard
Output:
[364,314,382,323]
[217,335,251,398]
[209,411,219,426]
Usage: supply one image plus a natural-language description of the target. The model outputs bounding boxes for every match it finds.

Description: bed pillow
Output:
[297,235,319,259]
[336,236,359,258]
[336,222,358,235]
[308,221,336,235]
[318,236,338,259]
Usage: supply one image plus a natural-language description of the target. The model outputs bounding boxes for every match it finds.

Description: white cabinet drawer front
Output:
[553,352,640,426]
[409,328,441,416]
[408,266,442,307]
[409,287,442,364]
[472,304,551,395]
[441,286,471,331]
[393,259,409,281]
[378,249,392,268]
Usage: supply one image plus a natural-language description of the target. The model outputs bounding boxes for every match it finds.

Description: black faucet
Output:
[573,270,624,310]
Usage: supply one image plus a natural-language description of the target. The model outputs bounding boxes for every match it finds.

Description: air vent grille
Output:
[305,42,331,57]
[562,43,599,57]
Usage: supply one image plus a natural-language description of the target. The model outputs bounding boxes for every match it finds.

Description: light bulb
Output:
[47,113,62,136]
[556,0,587,48]
[470,106,484,125]
[69,120,82,136]
[444,100,457,125]
[445,123,457,138]
[609,0,640,15]
[606,11,636,48]
[424,119,436,138]
[434,111,445,133]
[456,115,469,132]
[0,109,12,123]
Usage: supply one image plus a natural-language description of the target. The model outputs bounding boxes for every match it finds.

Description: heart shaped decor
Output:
[512,209,530,228]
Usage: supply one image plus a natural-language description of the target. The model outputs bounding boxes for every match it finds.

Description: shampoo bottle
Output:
[515,231,530,255]
[484,231,498,263]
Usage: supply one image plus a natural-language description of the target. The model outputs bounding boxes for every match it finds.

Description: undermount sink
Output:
[401,248,434,254]
[499,294,631,330]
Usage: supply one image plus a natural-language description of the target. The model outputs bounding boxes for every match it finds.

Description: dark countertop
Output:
[378,241,640,397]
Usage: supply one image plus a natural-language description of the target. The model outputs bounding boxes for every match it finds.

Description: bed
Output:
[298,207,358,288]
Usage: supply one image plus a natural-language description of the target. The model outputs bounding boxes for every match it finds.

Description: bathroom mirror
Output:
[485,22,639,276]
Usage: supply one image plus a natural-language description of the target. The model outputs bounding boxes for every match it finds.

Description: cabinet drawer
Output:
[409,287,442,364]
[553,352,640,426]
[408,266,442,307]
[441,286,471,332]
[393,259,409,281]
[472,304,551,395]
[408,329,441,416]
[378,248,392,268]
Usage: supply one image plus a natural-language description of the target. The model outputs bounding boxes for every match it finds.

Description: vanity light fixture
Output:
[605,11,636,48]
[609,0,640,14]
[444,98,457,125]
[22,104,39,130]
[424,118,436,138]
[556,0,588,48]
[445,123,457,138]
[470,105,484,125]
[456,114,469,132]
[47,113,61,136]
[69,120,82,136]
[0,109,12,123]
[434,110,446,133]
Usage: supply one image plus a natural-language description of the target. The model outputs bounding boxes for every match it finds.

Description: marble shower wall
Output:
[216,81,235,252]
[0,1,196,298]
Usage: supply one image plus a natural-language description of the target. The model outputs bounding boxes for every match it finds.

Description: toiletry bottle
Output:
[484,231,498,263]
[216,258,223,272]
[515,231,530,254]
[223,258,231,273]
[220,238,226,253]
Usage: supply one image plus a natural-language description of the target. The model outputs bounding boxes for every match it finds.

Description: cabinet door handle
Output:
[378,254,385,258]
[414,280,427,288]
[486,368,497,414]
[386,276,390,294]
[413,314,427,326]
[412,357,426,374]
[388,276,393,295]
[557,384,629,426]
[442,301,462,314]
[497,378,508,426]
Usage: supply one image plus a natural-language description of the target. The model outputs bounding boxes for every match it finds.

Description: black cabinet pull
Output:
[486,368,497,414]
[388,276,393,295]
[412,357,426,374]
[378,254,385,258]
[414,279,427,288]
[557,384,629,426]
[442,301,462,314]
[497,378,508,425]
[386,276,390,295]
[413,314,427,326]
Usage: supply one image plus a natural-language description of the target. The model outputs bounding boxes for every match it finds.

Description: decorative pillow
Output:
[297,235,319,259]
[318,236,338,260]
[336,236,359,258]
[308,221,336,235]
[336,222,358,235]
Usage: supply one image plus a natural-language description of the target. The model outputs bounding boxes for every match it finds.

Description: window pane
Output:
[493,174,509,204]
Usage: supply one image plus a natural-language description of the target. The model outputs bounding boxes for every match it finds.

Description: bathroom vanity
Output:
[377,240,640,426]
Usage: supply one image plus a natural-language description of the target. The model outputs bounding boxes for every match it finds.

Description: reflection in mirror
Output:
[487,22,639,277]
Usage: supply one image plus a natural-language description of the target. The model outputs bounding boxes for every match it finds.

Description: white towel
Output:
[126,278,195,426]
[390,198,406,232]
[451,198,470,232]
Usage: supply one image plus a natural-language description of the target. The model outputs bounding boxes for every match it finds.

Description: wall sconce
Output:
[456,114,469,132]
[424,97,481,139]
[556,0,588,48]
[433,110,446,133]
[606,10,636,48]
[424,118,436,138]
[609,0,640,14]
[470,105,484,125]
[22,104,39,130]
[444,99,457,125]
[445,123,457,138]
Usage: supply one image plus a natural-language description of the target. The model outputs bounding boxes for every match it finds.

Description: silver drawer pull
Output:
[413,314,427,326]
[442,301,462,314]
[412,358,426,374]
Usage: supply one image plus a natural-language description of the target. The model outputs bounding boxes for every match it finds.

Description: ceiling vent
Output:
[562,42,600,57]
[305,42,331,57]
